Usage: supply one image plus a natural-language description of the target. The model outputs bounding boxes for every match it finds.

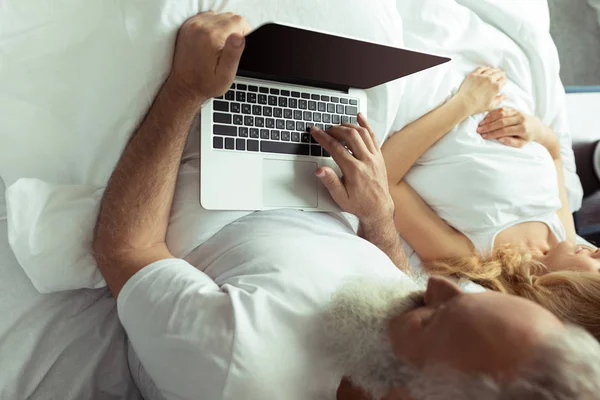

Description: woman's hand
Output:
[455,67,507,115]
[477,107,561,158]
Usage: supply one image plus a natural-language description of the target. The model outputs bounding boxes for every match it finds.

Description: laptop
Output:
[200,23,449,211]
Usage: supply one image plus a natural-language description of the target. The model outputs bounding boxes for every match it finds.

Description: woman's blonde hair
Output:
[424,246,600,340]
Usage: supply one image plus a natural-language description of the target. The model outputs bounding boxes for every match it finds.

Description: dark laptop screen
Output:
[238,23,450,91]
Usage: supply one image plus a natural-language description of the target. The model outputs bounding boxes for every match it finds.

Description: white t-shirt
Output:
[117,210,411,400]
[405,101,563,254]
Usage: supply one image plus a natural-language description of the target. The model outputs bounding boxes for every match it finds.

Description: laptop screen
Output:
[238,23,450,91]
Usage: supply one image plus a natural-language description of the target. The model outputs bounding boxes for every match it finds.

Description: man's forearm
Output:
[93,78,203,295]
[382,95,471,185]
[358,218,410,274]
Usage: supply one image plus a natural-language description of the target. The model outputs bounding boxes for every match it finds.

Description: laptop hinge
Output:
[237,70,350,93]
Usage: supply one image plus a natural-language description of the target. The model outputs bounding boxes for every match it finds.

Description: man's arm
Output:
[357,218,409,273]
[93,12,250,298]
[311,114,410,273]
[382,67,506,184]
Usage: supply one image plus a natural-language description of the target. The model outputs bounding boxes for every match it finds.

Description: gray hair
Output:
[408,324,600,400]
[323,279,600,400]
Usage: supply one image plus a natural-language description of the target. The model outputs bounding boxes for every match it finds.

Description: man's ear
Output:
[424,276,462,307]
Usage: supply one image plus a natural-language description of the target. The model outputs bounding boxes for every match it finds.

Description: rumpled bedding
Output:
[0,1,583,399]
[3,0,584,293]
[0,2,404,398]
[1,0,405,293]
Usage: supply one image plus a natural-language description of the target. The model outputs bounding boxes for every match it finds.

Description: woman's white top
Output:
[404,102,566,255]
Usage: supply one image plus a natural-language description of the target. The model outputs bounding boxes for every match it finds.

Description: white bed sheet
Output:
[0,176,140,400]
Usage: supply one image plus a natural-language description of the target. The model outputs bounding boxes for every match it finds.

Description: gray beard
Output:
[321,277,426,400]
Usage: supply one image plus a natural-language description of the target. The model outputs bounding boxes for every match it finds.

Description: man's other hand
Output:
[311,114,395,225]
[168,11,251,106]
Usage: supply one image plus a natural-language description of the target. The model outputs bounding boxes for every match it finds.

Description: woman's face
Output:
[535,241,600,274]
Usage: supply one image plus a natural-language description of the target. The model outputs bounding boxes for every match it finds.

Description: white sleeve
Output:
[117,259,235,400]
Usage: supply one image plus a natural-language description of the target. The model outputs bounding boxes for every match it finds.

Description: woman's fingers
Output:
[480,125,523,140]
[473,66,488,75]
[497,137,527,148]
[477,116,521,135]
[480,107,517,125]
[481,67,500,76]
[488,69,506,82]
[495,76,508,91]
[490,94,507,109]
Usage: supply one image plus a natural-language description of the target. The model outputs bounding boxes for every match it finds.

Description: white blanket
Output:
[394,0,582,210]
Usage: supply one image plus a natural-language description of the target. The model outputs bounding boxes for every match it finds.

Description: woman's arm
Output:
[477,109,577,243]
[390,180,475,262]
[382,95,472,184]
[554,157,578,244]
[382,67,506,261]
[383,67,506,184]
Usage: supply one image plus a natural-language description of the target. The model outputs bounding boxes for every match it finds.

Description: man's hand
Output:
[311,115,409,271]
[477,107,561,158]
[455,66,507,116]
[168,11,251,106]
[311,114,395,225]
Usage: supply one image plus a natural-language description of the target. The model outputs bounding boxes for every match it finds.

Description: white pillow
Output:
[0,0,403,189]
[6,179,106,292]
[2,0,405,293]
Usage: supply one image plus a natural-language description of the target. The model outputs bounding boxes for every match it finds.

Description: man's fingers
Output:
[325,126,370,160]
[315,166,348,205]
[311,127,356,169]
[341,124,374,154]
[357,113,379,150]
[497,137,527,148]
[215,33,245,85]
[473,66,489,75]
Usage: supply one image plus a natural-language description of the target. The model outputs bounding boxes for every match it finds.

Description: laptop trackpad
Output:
[262,159,319,208]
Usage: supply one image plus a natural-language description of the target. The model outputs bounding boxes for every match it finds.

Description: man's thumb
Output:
[217,34,245,82]
[316,167,347,203]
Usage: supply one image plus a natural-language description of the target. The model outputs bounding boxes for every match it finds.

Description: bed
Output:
[0,1,588,399]
[0,176,142,399]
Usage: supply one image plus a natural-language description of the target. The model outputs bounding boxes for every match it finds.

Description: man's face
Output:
[388,277,564,379]
[324,276,565,399]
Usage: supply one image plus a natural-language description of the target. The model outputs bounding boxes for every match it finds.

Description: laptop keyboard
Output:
[212,83,360,157]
